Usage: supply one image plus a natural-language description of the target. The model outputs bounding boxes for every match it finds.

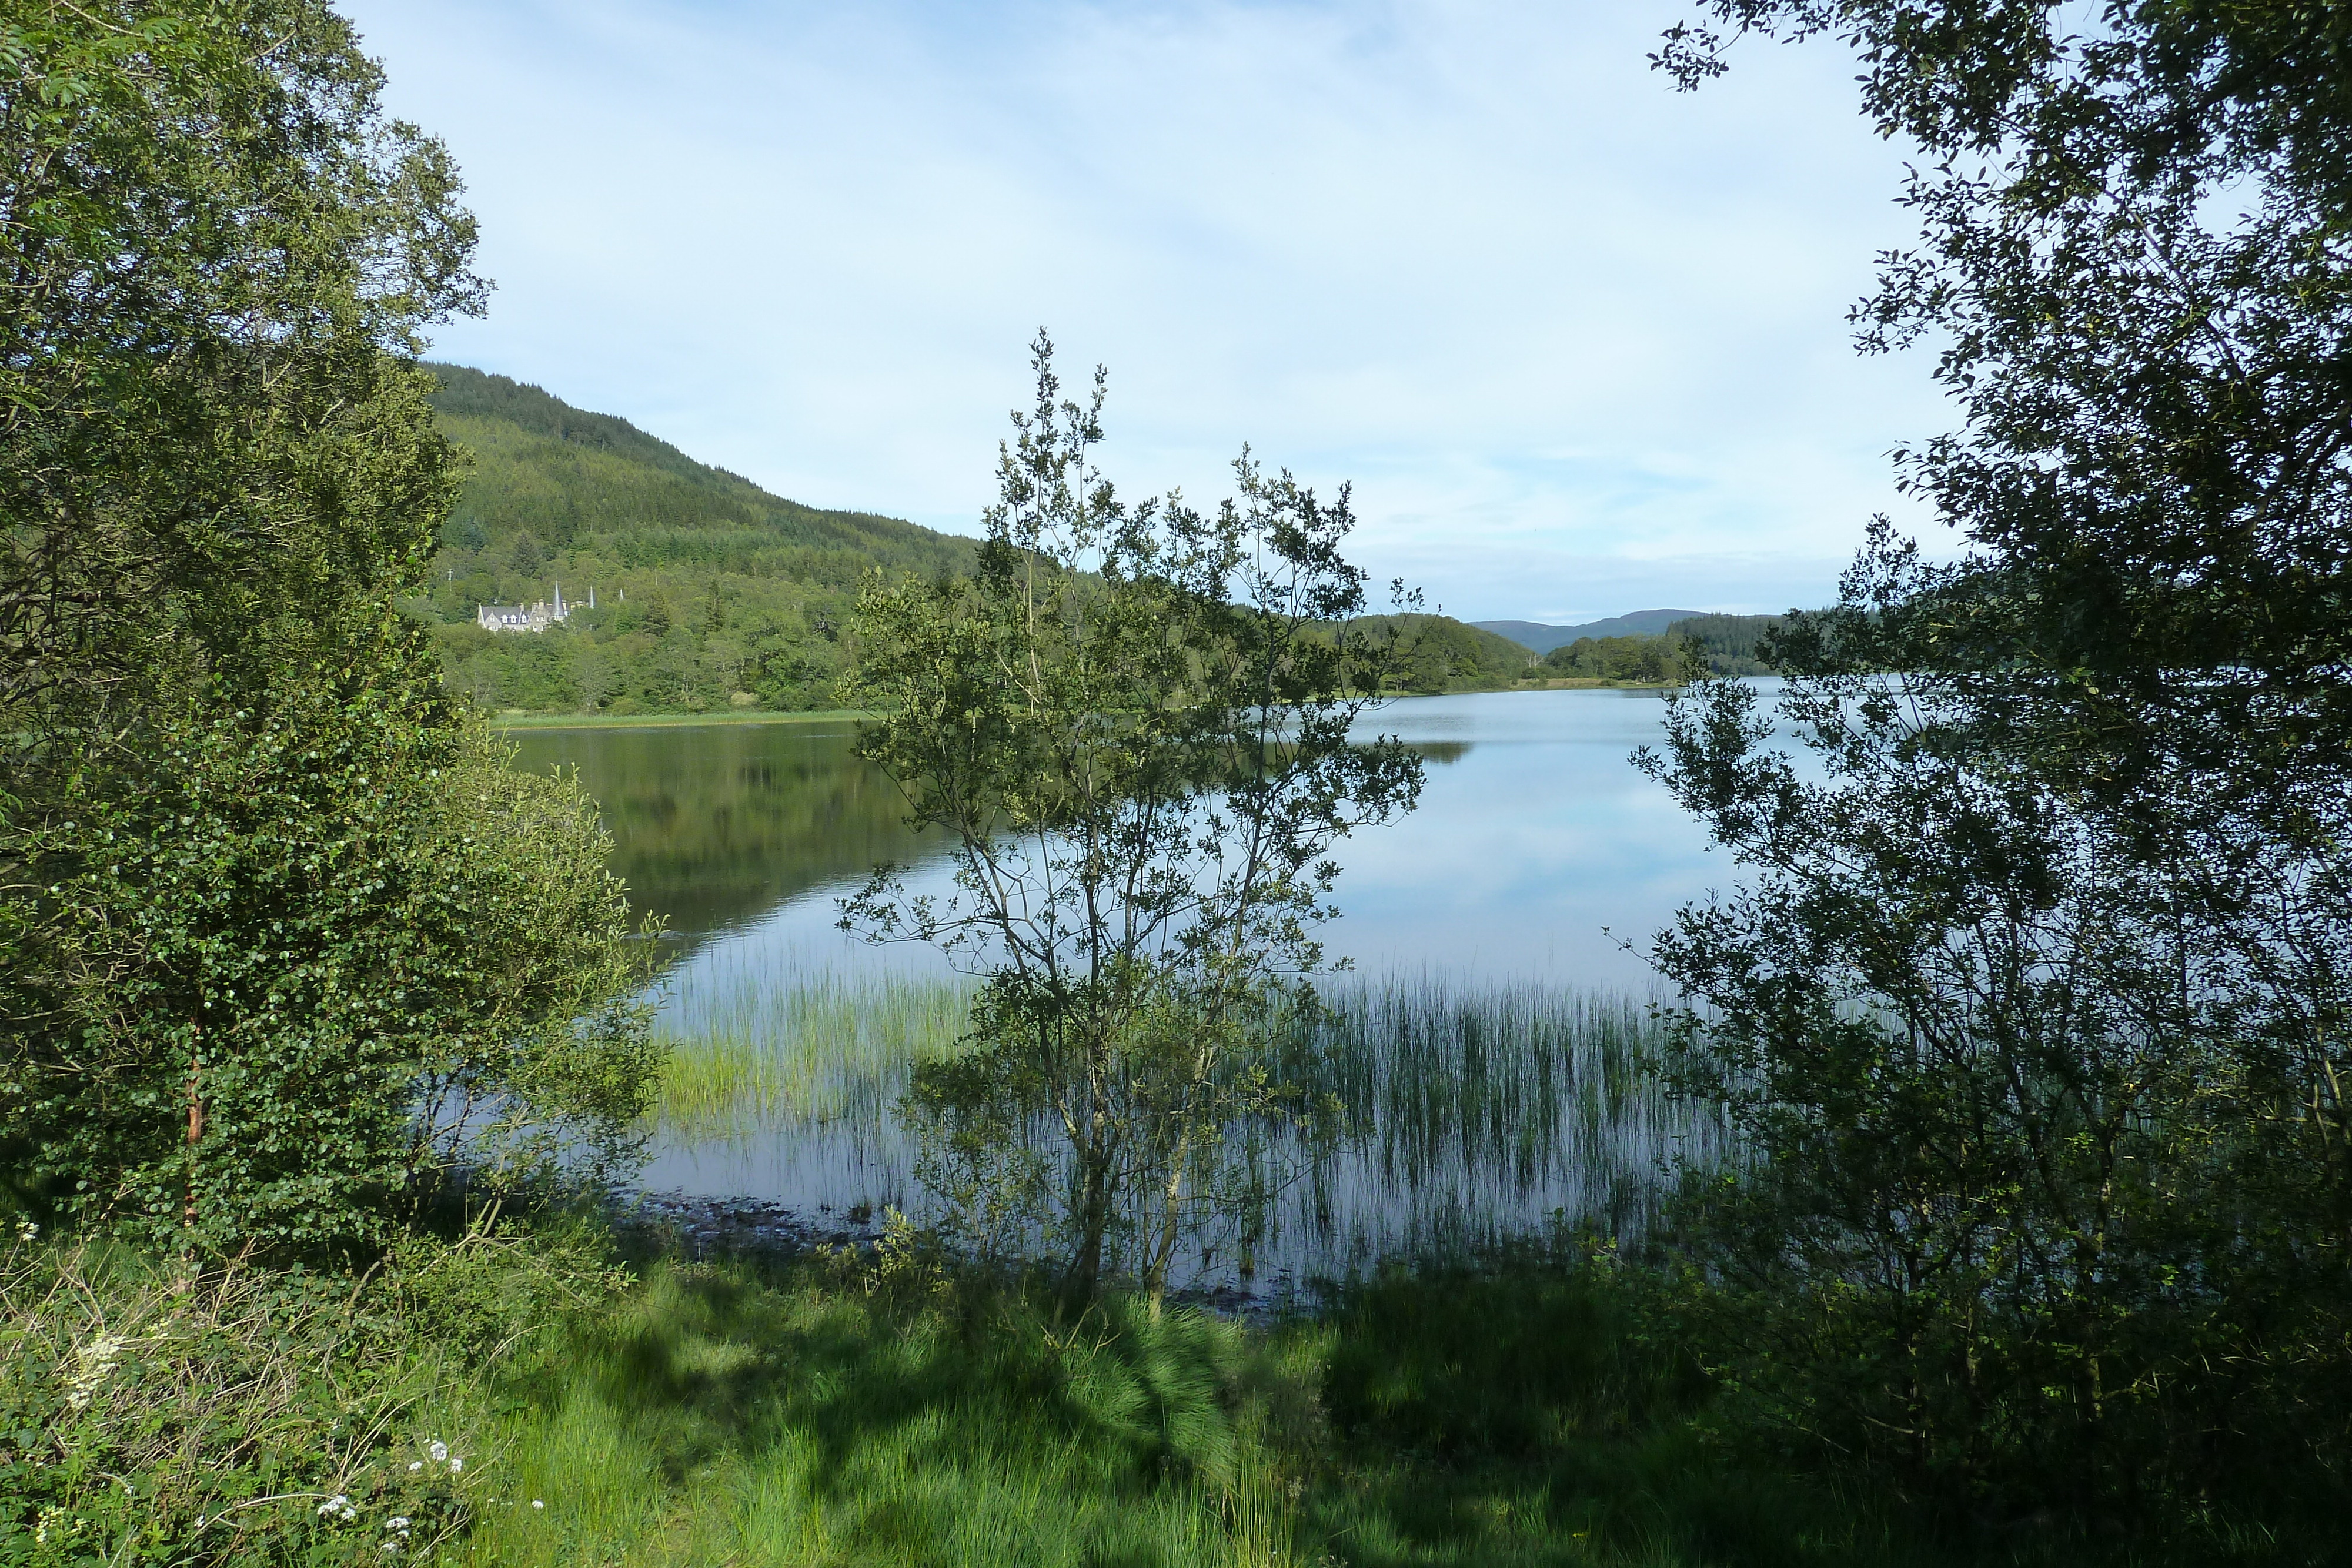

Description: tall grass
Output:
[643,962,1724,1286]
[1260,977,1729,1270]
[443,1252,1315,1567]
[651,960,975,1139]
[426,1242,2005,1568]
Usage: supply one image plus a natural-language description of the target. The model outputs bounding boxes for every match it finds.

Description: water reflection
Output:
[508,690,1727,987]
[506,722,951,951]
[627,965,1725,1294]
[508,689,1748,1284]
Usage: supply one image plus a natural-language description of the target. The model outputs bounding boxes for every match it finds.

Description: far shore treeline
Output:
[413,369,1789,717]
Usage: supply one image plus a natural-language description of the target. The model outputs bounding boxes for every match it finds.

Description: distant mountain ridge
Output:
[1473,610,1710,656]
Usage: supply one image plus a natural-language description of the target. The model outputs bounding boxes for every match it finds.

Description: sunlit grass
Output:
[650,962,977,1138]
[433,1245,1962,1568]
[445,1253,1313,1568]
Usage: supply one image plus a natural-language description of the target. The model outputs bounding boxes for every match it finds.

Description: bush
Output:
[1,668,661,1261]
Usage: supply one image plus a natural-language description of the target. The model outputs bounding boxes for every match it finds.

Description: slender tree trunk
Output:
[1067,1039,1115,1302]
[1069,1144,1111,1302]
[182,1025,203,1232]
[1147,1125,1193,1313]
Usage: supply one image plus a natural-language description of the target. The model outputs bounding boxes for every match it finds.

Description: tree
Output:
[1654,2,2352,798]
[0,2,657,1255]
[843,335,1424,1302]
[0,0,484,749]
[9,668,661,1254]
[1642,646,2351,1513]
[1640,2,2352,1521]
[1536,633,1694,684]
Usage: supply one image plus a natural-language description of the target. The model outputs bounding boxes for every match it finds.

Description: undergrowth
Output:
[6,1219,2333,1566]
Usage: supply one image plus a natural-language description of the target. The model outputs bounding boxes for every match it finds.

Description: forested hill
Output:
[1472,610,1707,656]
[415,363,979,714]
[412,363,1546,715]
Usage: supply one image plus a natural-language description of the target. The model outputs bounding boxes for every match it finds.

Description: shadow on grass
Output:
[448,1236,2300,1567]
[457,1238,1280,1566]
[1301,1263,1935,1568]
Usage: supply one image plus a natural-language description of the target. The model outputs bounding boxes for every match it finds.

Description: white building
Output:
[476,582,587,633]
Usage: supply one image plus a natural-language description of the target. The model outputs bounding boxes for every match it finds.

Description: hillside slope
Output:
[1472,610,1709,656]
[1348,614,1537,692]
[415,364,978,714]
[415,365,1545,715]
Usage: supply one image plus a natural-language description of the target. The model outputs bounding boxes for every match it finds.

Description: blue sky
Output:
[343,0,1950,624]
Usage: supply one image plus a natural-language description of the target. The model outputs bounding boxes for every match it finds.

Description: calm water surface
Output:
[509,688,1746,1286]
[509,689,1731,984]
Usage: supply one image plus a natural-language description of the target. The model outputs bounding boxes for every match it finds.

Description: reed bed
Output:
[650,959,976,1138]
[1180,975,1721,1277]
[643,959,1725,1281]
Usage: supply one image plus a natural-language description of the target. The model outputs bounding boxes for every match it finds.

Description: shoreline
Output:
[491,686,1684,729]
[490,707,871,731]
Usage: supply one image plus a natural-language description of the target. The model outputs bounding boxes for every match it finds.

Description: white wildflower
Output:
[316,1494,357,1522]
[14,1217,36,1243]
[62,1333,125,1411]
[407,1460,422,1472]
[447,1455,462,1473]
[427,1440,448,1463]
[532,1499,544,1510]
[386,1517,411,1534]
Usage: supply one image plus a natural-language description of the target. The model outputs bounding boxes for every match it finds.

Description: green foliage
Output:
[1,648,659,1257]
[0,0,481,758]
[1536,633,1695,684]
[1642,3,2352,1526]
[416,363,979,714]
[1344,614,1534,693]
[1664,613,1783,676]
[0,1236,477,1566]
[1647,670,2352,1516]
[843,334,1425,1299]
[1658,1,2352,791]
[0,5,659,1265]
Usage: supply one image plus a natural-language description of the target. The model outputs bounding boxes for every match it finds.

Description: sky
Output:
[340,0,1954,626]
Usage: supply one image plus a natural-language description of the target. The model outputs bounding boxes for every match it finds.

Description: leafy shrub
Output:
[2,670,660,1261]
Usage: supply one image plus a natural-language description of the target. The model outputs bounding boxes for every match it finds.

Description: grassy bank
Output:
[8,1222,2316,1564]
[433,1241,1786,1568]
[426,1235,2263,1568]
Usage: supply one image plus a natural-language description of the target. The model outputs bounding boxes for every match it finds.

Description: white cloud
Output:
[344,0,1953,620]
